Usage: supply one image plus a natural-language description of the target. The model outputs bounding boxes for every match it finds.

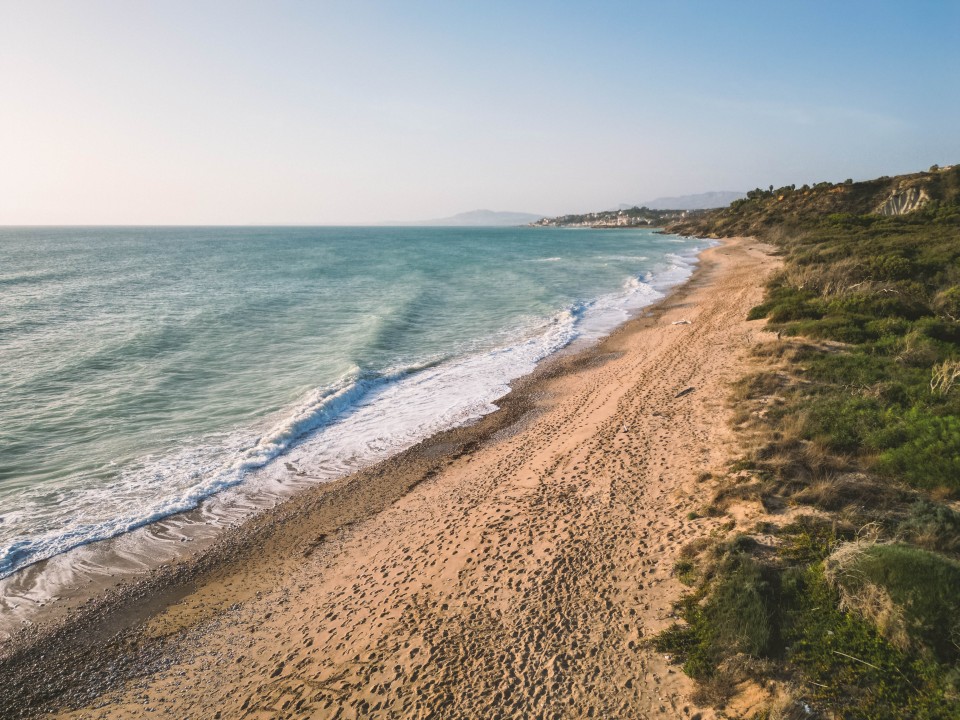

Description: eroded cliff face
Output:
[875,185,931,216]
[667,165,959,237]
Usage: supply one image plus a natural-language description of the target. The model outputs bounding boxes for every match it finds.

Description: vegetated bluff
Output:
[668,163,960,238]
[654,163,960,720]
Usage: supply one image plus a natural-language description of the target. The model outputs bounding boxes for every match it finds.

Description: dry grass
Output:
[712,481,765,511]
[895,328,941,366]
[680,536,715,560]
[930,358,960,396]
[824,540,911,651]
[793,472,913,515]
[782,256,863,296]
[792,474,849,511]
[765,686,812,720]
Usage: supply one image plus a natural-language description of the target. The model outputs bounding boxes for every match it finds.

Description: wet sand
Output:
[1,236,778,719]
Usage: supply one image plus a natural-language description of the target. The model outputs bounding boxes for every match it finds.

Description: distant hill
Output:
[400,209,545,227]
[632,191,746,211]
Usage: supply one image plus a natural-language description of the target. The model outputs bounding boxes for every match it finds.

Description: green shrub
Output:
[782,566,957,720]
[829,544,960,664]
[655,552,777,680]
[777,516,842,564]
[800,351,897,387]
[827,292,925,321]
[749,285,822,322]
[801,396,884,453]
[786,314,870,343]
[901,500,960,555]
[866,253,916,281]
[896,329,943,367]
[915,317,960,346]
[872,410,960,490]
[866,316,912,339]
[702,555,776,657]
[674,559,698,586]
[933,286,960,321]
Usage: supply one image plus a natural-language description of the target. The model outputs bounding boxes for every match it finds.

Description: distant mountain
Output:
[401,209,545,227]
[630,191,746,211]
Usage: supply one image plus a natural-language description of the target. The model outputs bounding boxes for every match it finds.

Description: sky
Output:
[1,1,958,225]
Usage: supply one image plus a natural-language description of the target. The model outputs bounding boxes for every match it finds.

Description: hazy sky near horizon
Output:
[2,1,958,225]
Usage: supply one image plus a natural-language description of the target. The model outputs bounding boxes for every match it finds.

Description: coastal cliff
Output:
[668,164,959,237]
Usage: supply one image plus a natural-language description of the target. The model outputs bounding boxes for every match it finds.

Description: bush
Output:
[782,566,957,719]
[872,410,960,490]
[802,396,884,454]
[866,253,915,281]
[933,286,960,321]
[787,314,874,343]
[702,554,776,658]
[674,559,697,586]
[748,285,822,323]
[827,543,960,664]
[655,551,778,681]
[901,500,960,555]
[800,351,897,387]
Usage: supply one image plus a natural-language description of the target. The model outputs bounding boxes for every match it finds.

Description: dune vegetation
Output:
[659,165,960,718]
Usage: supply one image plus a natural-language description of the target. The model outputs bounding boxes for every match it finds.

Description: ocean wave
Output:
[0,363,448,578]
[595,254,650,262]
[0,323,579,579]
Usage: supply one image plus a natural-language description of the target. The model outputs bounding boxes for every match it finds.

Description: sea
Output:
[0,226,709,603]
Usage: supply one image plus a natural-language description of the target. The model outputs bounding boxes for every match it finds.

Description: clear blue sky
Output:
[1,0,958,224]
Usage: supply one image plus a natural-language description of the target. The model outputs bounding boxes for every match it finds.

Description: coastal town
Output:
[531,205,702,228]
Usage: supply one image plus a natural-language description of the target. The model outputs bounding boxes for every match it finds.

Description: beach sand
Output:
[2,236,778,719]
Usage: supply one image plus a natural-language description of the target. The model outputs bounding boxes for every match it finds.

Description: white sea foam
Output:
[0,316,580,581]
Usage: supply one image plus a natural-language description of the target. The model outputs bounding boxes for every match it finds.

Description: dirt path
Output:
[53,237,777,720]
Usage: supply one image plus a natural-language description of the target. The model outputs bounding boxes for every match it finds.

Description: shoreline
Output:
[0,236,707,641]
[1,236,777,719]
[0,226,702,617]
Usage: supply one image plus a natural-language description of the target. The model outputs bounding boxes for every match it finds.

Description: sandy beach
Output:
[2,236,777,719]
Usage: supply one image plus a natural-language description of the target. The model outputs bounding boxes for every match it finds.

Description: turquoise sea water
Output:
[0,226,709,579]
